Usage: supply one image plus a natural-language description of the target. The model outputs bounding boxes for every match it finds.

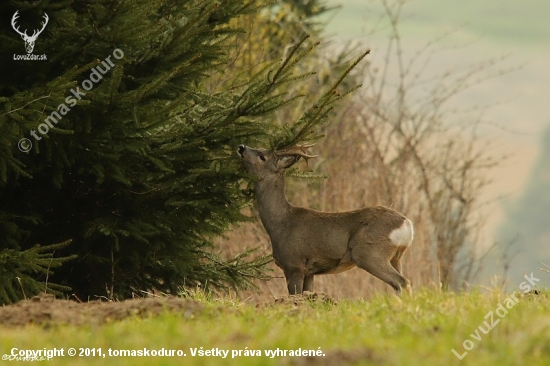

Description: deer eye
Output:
[259,155,266,161]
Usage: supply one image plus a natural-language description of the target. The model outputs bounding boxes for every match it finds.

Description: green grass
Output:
[1,288,549,365]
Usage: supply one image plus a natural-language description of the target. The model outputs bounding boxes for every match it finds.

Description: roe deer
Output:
[238,144,413,296]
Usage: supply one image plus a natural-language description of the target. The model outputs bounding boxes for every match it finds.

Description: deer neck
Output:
[255,173,292,229]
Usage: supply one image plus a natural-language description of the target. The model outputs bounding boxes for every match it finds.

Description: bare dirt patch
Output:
[0,292,337,328]
[262,291,337,307]
[0,293,202,328]
[289,348,381,365]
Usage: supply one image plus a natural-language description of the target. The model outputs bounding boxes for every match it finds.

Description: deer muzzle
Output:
[237,145,246,158]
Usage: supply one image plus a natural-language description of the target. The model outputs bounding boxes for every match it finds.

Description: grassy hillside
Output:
[320,0,550,286]
[325,0,550,48]
[1,288,549,365]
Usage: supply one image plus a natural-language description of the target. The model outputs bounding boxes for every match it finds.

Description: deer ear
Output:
[277,155,301,169]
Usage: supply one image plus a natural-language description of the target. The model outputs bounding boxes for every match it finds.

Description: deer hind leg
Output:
[284,268,305,295]
[389,245,412,295]
[390,245,407,274]
[351,241,410,296]
[303,274,314,292]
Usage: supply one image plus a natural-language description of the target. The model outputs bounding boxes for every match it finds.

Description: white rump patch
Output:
[389,219,414,247]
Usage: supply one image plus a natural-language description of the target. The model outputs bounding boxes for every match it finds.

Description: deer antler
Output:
[275,143,319,160]
[11,11,48,39]
[33,13,49,38]
[11,11,28,38]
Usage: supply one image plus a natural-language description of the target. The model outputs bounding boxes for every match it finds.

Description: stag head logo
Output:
[11,11,49,54]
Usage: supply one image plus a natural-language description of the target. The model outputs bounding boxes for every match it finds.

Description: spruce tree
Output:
[0,0,366,303]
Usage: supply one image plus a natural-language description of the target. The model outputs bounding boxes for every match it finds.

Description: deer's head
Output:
[238,144,318,179]
[11,11,49,54]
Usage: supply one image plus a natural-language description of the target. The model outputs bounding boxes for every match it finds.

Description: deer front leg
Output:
[303,274,314,292]
[284,268,305,295]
